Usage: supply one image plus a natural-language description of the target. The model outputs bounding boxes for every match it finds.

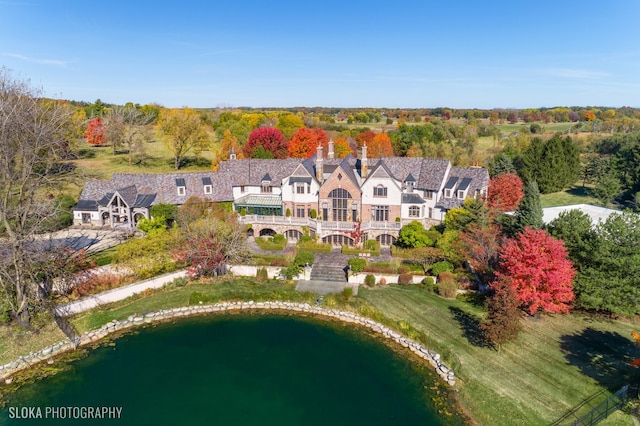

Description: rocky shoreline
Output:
[0,301,456,386]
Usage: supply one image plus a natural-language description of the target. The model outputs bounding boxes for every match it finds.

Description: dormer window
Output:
[296,183,305,194]
[176,178,186,196]
[373,185,387,197]
[444,189,452,198]
[261,173,272,193]
[202,177,212,195]
[406,182,414,193]
[457,189,466,199]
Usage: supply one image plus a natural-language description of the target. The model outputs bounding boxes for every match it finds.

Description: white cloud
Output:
[538,68,608,79]
[2,52,67,67]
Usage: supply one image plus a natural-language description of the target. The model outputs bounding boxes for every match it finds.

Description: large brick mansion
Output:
[73,142,489,246]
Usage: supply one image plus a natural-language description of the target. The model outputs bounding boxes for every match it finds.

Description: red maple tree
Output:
[243,127,288,159]
[85,117,106,145]
[355,130,375,148]
[287,127,328,158]
[494,227,575,315]
[487,172,524,211]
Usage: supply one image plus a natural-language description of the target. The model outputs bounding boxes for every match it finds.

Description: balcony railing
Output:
[238,215,405,232]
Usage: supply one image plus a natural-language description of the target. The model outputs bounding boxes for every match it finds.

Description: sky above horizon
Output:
[2,1,639,109]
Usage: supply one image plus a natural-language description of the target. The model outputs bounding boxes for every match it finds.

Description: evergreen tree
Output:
[512,181,543,233]
[491,154,515,177]
[575,211,640,316]
[519,135,580,193]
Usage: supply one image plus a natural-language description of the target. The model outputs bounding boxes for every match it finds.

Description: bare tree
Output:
[0,69,75,327]
[104,105,153,164]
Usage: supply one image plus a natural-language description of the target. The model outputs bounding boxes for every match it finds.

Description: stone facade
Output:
[73,143,489,245]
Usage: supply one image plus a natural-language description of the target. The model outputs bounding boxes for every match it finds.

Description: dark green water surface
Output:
[1,314,464,425]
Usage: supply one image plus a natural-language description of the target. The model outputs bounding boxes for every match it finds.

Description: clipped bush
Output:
[256,267,269,282]
[294,251,314,266]
[309,209,317,219]
[422,276,436,286]
[430,261,454,276]
[437,280,459,298]
[397,265,411,274]
[364,274,376,287]
[378,277,387,286]
[348,258,367,273]
[273,234,286,244]
[398,273,413,285]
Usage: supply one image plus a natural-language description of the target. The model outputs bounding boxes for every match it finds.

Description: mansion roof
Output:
[74,156,489,212]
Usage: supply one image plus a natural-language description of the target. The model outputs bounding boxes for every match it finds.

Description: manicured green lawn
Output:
[69,279,316,333]
[540,185,600,208]
[358,286,638,425]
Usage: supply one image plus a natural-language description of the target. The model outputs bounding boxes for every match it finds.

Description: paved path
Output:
[54,270,187,317]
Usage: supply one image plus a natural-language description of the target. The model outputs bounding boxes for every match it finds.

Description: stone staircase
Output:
[295,252,350,295]
[310,262,347,282]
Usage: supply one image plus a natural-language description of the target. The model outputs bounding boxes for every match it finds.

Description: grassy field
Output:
[540,185,601,208]
[359,286,638,425]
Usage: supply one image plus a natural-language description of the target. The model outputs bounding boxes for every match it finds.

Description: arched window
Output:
[373,185,387,197]
[328,188,352,222]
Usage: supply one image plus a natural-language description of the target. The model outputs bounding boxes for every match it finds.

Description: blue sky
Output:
[2,1,639,109]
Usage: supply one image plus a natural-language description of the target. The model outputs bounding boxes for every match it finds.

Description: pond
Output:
[1,315,465,425]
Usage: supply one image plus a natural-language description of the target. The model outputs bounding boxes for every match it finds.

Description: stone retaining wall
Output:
[0,302,455,387]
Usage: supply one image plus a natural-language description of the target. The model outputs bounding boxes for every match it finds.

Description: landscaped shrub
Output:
[348,258,367,273]
[279,264,302,280]
[378,277,387,286]
[299,234,313,243]
[398,273,413,285]
[285,208,291,217]
[294,251,314,266]
[172,277,188,287]
[437,280,459,298]
[297,241,332,253]
[363,261,395,274]
[364,274,376,287]
[438,271,455,283]
[255,236,286,251]
[256,267,269,282]
[341,286,353,299]
[430,261,454,276]
[422,276,435,286]
[309,209,317,219]
[397,265,411,274]
[273,234,286,244]
[422,276,436,292]
[365,239,380,251]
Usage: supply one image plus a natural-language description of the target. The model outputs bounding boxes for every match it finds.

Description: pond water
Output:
[1,315,464,425]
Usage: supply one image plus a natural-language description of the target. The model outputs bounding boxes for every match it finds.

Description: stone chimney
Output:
[316,144,323,183]
[328,139,335,159]
[361,143,368,179]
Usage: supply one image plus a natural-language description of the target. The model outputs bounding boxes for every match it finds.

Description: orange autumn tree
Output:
[368,132,394,157]
[334,137,354,158]
[287,127,328,158]
[355,130,375,148]
[85,117,106,145]
[632,331,640,367]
